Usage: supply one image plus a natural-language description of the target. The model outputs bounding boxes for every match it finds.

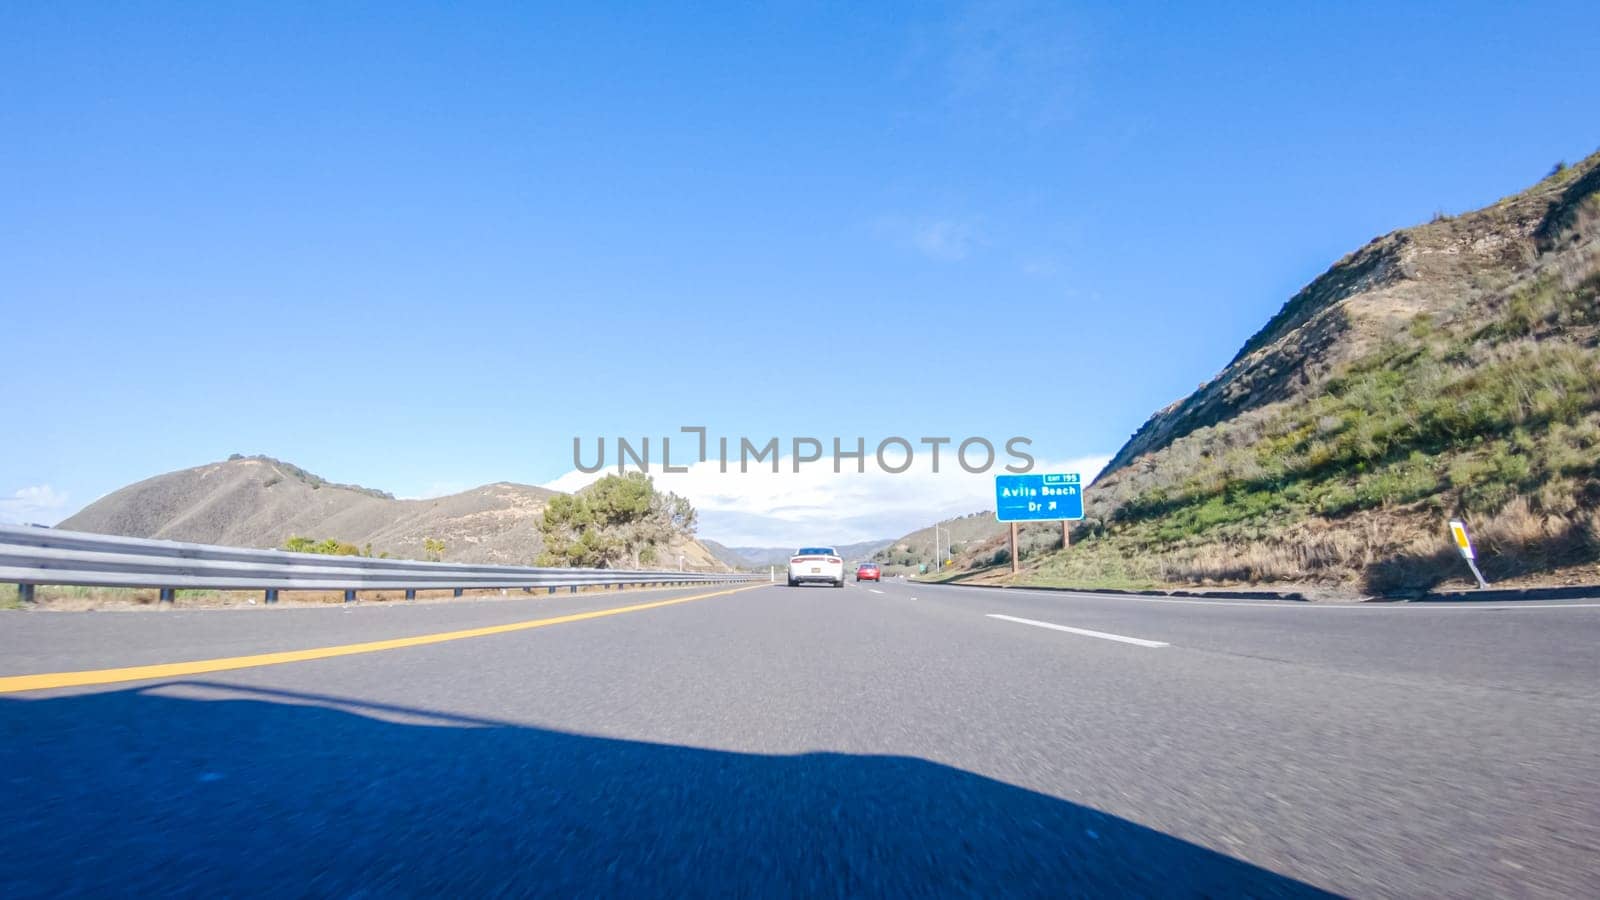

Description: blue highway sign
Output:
[995,473,1084,522]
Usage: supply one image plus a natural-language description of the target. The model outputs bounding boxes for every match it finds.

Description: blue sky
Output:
[3,1,1597,542]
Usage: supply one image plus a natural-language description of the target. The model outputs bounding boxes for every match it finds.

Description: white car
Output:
[787,547,845,587]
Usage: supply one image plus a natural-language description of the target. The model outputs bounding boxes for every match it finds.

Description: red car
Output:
[855,563,881,582]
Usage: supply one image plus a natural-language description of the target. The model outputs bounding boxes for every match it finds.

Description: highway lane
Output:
[0,583,745,678]
[878,579,1600,698]
[2,580,1596,896]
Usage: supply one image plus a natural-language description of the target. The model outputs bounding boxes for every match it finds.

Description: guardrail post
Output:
[159,588,175,604]
[453,588,463,598]
[547,586,556,594]
[265,589,278,605]
[569,585,577,594]
[344,589,357,603]
[17,584,34,604]
[405,589,416,601]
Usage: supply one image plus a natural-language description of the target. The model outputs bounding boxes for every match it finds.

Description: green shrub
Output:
[1319,484,1359,516]
[284,536,365,556]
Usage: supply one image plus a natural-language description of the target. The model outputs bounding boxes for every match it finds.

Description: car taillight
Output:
[791,557,804,564]
[828,557,841,564]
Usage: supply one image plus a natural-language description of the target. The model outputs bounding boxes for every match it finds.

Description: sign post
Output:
[1449,519,1489,590]
[996,473,1085,572]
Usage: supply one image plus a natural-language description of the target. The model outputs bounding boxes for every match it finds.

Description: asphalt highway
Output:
[2,580,1597,897]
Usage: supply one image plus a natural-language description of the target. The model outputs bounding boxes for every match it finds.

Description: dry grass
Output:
[1156,528,1373,585]
[990,470,1600,597]
[1111,491,1600,596]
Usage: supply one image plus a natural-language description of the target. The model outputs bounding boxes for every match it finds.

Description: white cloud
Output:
[402,482,474,500]
[911,219,980,261]
[541,468,607,495]
[542,450,1112,547]
[873,216,983,262]
[0,484,71,526]
[1019,255,1060,277]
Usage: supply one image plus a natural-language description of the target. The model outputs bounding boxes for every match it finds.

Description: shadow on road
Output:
[0,682,1333,897]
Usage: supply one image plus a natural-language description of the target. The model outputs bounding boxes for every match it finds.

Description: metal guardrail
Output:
[0,524,760,604]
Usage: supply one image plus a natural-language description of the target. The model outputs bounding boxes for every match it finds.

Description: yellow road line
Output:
[0,583,763,694]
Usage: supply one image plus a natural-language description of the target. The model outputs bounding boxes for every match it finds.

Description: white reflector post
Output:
[1448,519,1488,590]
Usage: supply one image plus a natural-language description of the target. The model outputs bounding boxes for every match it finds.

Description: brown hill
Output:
[1106,153,1600,475]
[59,456,728,570]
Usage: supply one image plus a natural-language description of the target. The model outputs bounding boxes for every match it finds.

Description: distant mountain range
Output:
[59,455,729,569]
[871,512,1005,571]
[700,539,896,569]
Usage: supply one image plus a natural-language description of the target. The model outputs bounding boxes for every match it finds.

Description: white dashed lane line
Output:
[986,614,1170,648]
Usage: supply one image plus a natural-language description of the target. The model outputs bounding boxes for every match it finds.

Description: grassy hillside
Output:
[950,152,1600,595]
[873,512,1006,574]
